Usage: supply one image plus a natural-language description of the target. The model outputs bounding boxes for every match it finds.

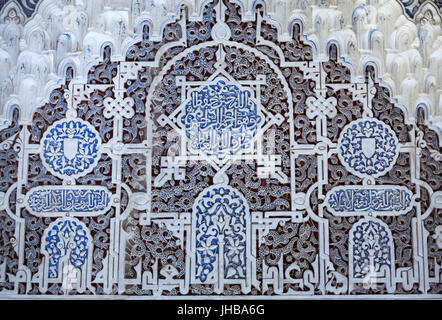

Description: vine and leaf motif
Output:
[181,80,262,158]
[44,219,89,278]
[0,0,440,297]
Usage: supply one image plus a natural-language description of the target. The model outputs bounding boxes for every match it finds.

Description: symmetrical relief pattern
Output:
[402,0,442,18]
[180,79,262,158]
[349,217,395,292]
[41,119,102,179]
[0,0,440,299]
[193,186,250,291]
[43,217,91,279]
[0,0,41,18]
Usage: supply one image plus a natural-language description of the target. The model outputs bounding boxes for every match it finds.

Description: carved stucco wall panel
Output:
[0,0,440,298]
[0,0,441,132]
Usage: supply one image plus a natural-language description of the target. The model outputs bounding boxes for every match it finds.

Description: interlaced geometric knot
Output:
[338,119,399,178]
[181,80,262,158]
[41,119,101,178]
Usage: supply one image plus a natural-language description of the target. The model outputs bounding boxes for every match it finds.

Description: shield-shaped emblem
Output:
[63,138,79,160]
[361,137,376,158]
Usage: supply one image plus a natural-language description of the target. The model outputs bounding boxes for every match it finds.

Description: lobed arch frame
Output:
[0,0,439,299]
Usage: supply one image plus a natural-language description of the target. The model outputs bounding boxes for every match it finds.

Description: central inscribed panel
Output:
[0,0,440,298]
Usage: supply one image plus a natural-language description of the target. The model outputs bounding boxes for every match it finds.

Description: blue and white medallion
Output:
[42,217,90,278]
[338,118,399,178]
[41,119,102,179]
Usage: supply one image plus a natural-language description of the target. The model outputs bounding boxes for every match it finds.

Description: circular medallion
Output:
[338,118,399,178]
[41,119,101,179]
